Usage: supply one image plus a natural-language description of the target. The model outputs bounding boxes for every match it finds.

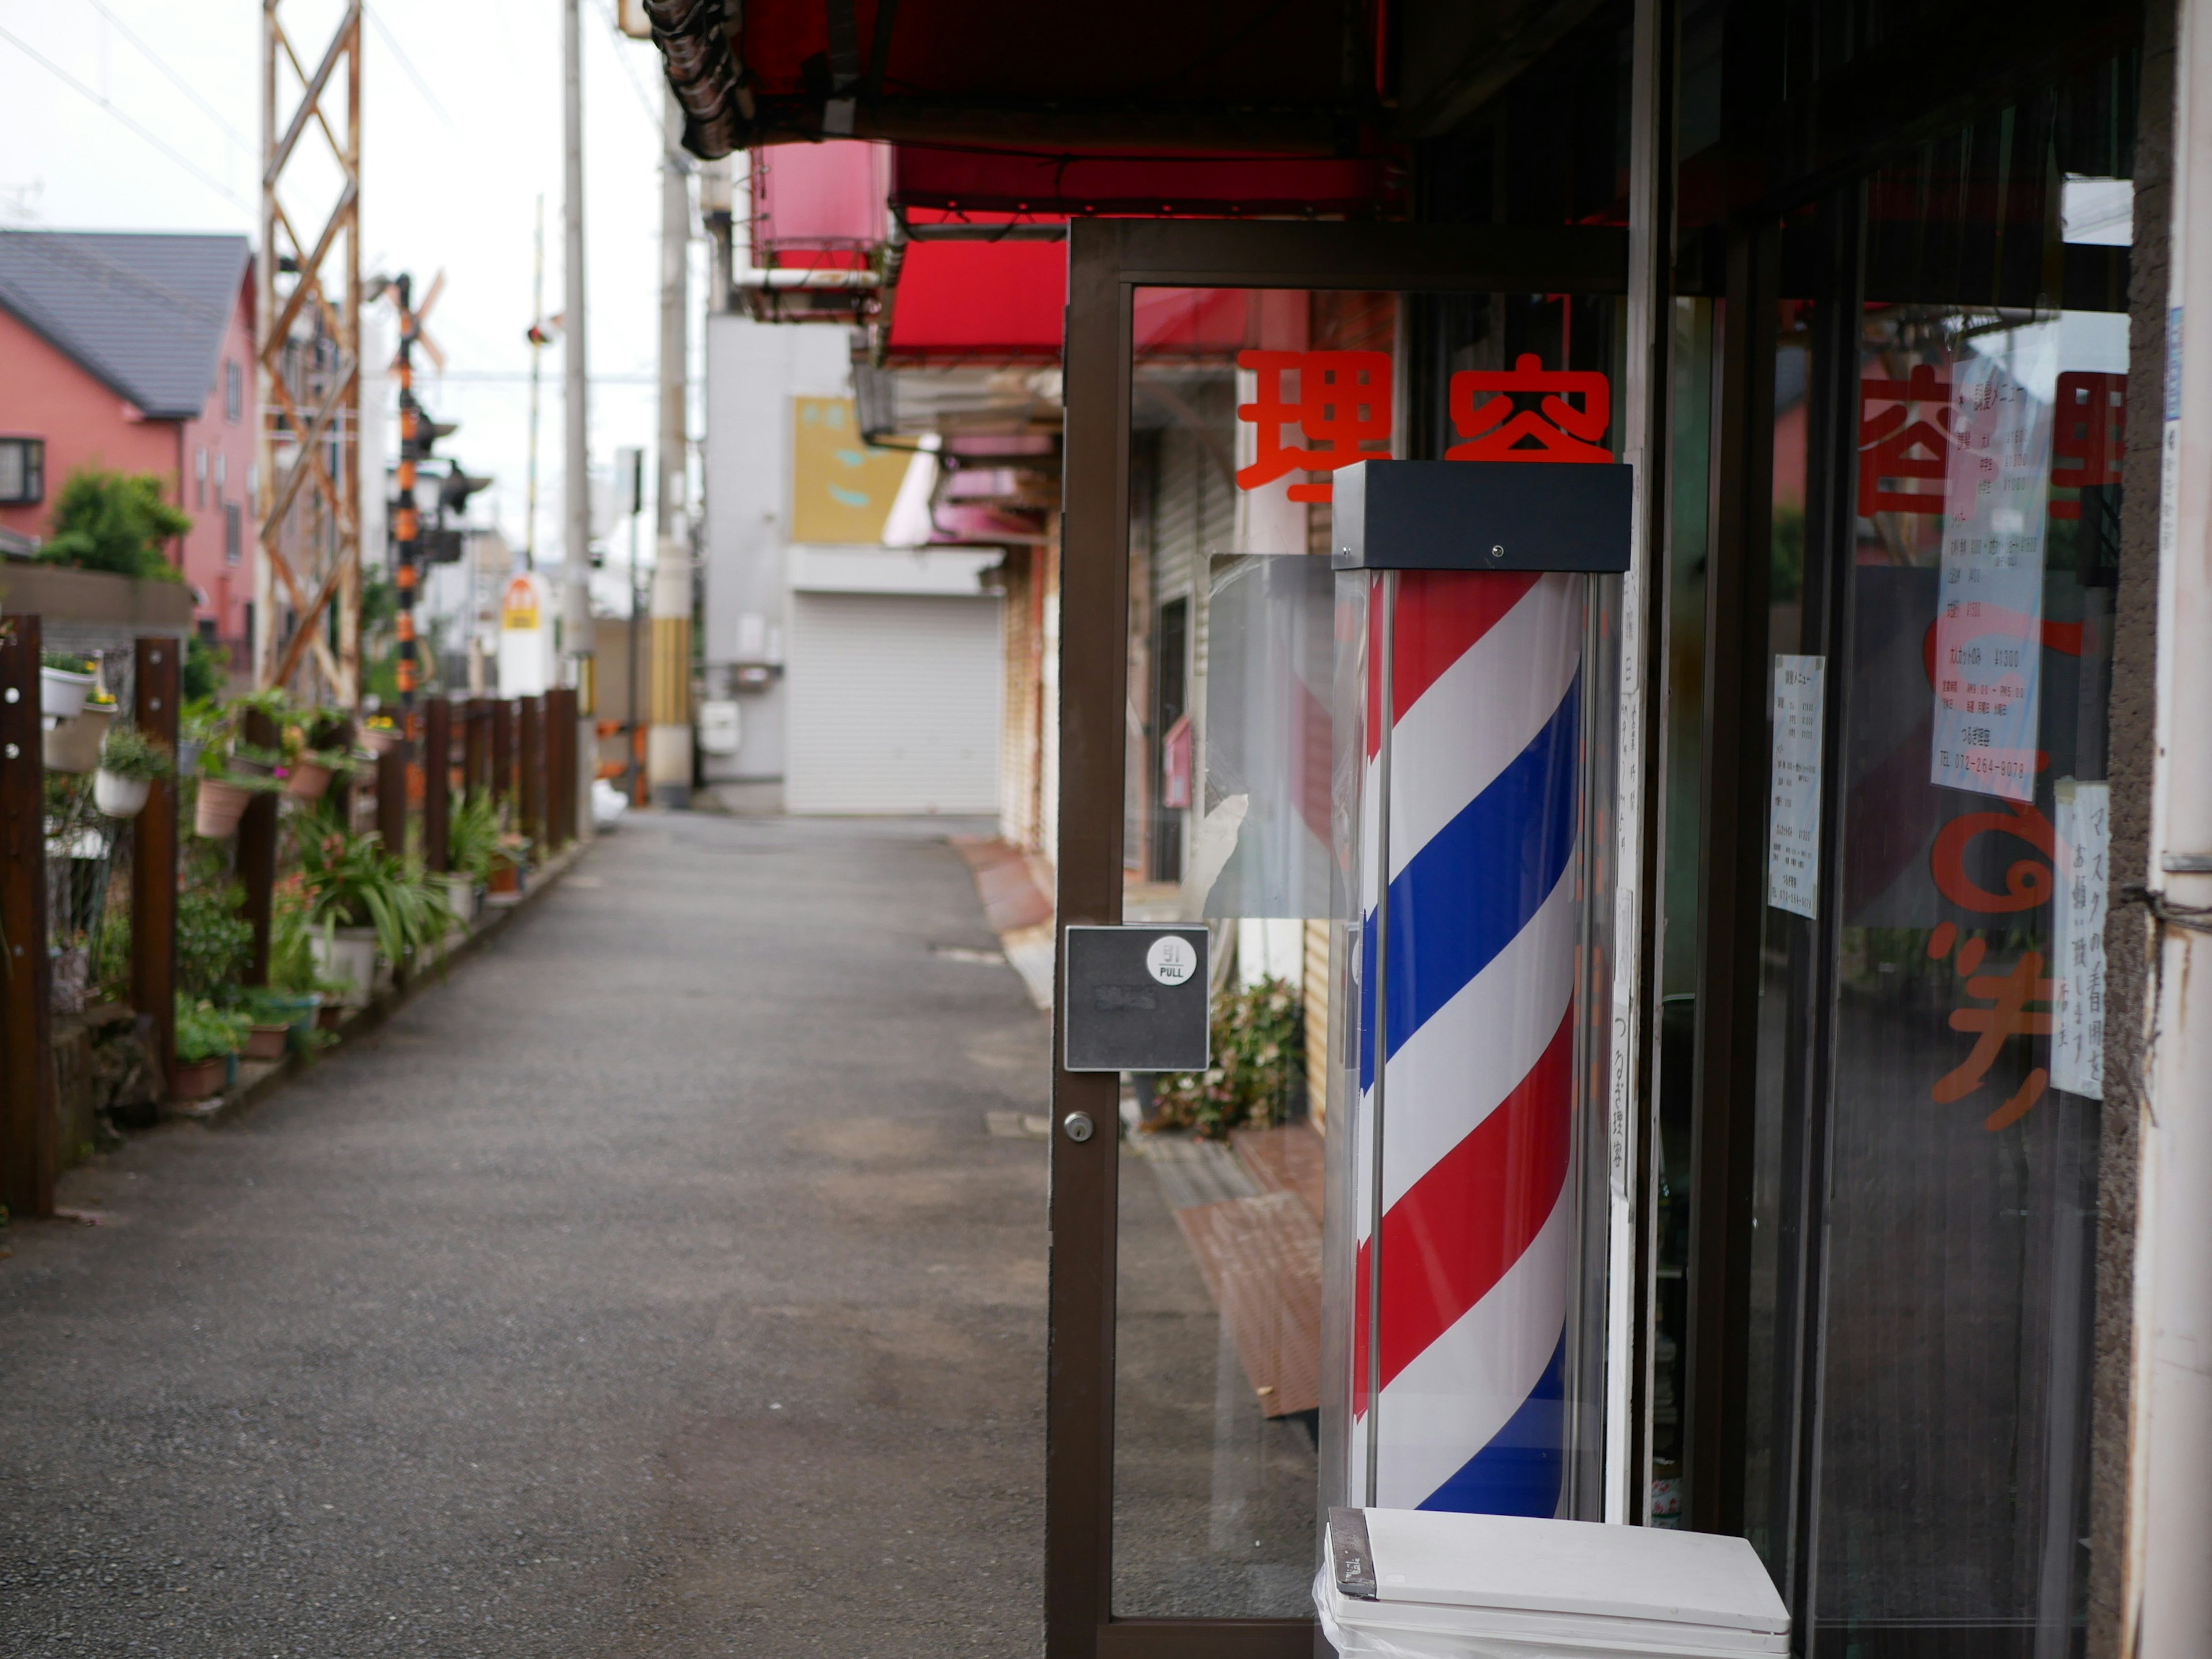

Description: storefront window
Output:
[1805,73,2131,1650]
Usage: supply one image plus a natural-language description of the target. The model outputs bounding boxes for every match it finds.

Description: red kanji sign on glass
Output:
[1858,365,1952,517]
[1445,354,1611,462]
[2050,371,2126,520]
[1234,349,1392,503]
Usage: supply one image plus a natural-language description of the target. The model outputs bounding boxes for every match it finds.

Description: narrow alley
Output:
[0,816,1048,1657]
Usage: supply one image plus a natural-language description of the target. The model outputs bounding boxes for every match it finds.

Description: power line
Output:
[586,0,681,150]
[361,2,457,131]
[81,0,256,156]
[0,22,248,211]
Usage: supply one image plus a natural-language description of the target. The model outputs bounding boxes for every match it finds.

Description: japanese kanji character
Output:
[1925,922,2057,1132]
[2050,371,2126,521]
[1235,349,1392,503]
[1444,354,1611,463]
[1858,364,1952,517]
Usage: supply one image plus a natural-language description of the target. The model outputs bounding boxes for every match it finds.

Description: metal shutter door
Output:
[787,592,1005,814]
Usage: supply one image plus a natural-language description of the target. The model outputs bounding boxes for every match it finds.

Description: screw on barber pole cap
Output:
[1332,459,1633,573]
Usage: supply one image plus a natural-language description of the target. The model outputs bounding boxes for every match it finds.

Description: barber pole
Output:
[1352,568,1583,1515]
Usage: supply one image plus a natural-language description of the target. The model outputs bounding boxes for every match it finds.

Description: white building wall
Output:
[700,314,851,781]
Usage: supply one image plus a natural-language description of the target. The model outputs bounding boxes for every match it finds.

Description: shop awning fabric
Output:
[643,0,1388,162]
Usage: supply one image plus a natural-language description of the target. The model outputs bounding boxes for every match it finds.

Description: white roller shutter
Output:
[787,591,1004,814]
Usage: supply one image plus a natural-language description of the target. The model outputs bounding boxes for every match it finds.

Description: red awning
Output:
[892,146,1387,219]
[646,0,1386,159]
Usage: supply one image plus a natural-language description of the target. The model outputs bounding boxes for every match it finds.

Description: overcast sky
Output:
[0,0,694,584]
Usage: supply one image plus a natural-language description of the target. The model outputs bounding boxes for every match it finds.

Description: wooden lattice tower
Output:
[255,0,362,703]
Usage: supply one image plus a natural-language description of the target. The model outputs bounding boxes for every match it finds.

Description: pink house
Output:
[0,231,257,653]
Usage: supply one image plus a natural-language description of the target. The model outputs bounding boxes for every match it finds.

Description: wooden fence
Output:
[0,618,579,1220]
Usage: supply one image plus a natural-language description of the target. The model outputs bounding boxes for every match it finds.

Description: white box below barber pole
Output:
[1320,1508,1789,1659]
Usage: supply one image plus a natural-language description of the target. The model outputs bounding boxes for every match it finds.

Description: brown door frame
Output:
[1051,217,1628,1659]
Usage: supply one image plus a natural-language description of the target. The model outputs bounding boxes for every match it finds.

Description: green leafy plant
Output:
[182,634,228,703]
[37,467,190,581]
[443,790,503,884]
[40,650,94,675]
[289,805,454,968]
[176,860,253,1001]
[174,997,249,1063]
[97,723,172,781]
[1149,975,1306,1141]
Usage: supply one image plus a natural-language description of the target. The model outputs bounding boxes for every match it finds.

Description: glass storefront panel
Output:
[1804,74,2132,1650]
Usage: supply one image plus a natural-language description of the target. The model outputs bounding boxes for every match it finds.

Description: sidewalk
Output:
[0,811,1048,1657]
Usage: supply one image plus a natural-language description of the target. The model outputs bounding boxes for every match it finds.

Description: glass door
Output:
[1050,220,1632,1659]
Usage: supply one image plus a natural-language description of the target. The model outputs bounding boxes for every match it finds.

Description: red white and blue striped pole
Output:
[1351,567,1583,1514]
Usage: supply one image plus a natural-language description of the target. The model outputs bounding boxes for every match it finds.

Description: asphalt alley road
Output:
[0,813,1051,1657]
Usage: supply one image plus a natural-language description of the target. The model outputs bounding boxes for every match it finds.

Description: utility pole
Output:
[392,273,421,725]
[647,84,693,808]
[522,194,545,573]
[256,0,363,704]
[561,0,593,831]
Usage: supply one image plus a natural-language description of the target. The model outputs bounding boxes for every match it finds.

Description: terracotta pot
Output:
[244,1023,289,1062]
[93,768,152,818]
[286,760,334,801]
[194,778,253,838]
[172,1056,226,1102]
[43,704,115,772]
[40,666,94,719]
[316,1004,344,1031]
[359,726,400,756]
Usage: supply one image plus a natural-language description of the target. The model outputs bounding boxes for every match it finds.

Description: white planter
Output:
[444,873,478,927]
[39,666,95,719]
[310,926,382,1009]
[43,704,115,773]
[93,769,153,818]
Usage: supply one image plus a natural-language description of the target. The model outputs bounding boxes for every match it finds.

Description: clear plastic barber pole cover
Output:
[1322,567,1613,1524]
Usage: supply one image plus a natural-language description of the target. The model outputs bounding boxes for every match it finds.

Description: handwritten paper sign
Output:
[1768,654,1825,919]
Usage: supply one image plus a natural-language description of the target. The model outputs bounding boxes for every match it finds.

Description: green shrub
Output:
[37,468,189,581]
[174,997,249,1063]
[1149,975,1305,1141]
[97,722,172,781]
[175,859,252,1001]
[290,805,454,968]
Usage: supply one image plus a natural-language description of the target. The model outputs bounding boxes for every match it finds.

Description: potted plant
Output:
[43,682,118,772]
[358,714,401,756]
[285,744,354,802]
[39,650,97,719]
[238,987,306,1061]
[291,806,455,1006]
[93,722,171,818]
[442,790,502,922]
[268,880,337,1040]
[173,997,249,1101]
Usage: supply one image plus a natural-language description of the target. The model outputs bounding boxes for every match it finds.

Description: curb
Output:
[164,839,596,1130]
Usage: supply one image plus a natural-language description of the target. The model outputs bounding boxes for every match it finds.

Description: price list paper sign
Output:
[2052,779,2109,1100]
[1767,654,1825,919]
[1931,351,2054,801]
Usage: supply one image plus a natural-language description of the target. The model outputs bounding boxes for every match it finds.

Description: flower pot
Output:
[194,778,254,838]
[445,873,478,927]
[93,768,153,818]
[172,1056,226,1102]
[287,993,324,1050]
[43,704,115,772]
[488,857,522,895]
[287,760,334,801]
[40,666,95,719]
[310,926,381,1009]
[228,751,276,779]
[243,1022,290,1062]
[316,1003,345,1031]
[359,726,400,756]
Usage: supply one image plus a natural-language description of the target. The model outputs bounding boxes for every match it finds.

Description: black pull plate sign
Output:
[1331,458,1634,572]
[1062,925,1210,1074]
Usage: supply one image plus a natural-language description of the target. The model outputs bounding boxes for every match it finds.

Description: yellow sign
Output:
[790,396,913,544]
[502,574,540,631]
